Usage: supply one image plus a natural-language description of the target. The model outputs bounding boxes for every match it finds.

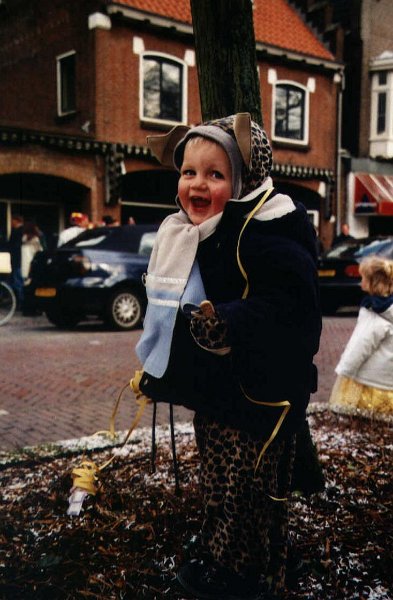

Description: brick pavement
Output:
[0,312,357,451]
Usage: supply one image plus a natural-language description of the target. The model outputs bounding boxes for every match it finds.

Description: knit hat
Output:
[147,113,273,198]
[200,115,272,197]
[173,126,244,199]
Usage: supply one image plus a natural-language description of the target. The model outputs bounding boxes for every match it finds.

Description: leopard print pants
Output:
[194,413,295,596]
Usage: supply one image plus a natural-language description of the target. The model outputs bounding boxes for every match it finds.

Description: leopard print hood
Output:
[172,113,273,199]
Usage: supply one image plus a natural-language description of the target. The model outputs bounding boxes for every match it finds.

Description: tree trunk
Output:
[190,0,262,125]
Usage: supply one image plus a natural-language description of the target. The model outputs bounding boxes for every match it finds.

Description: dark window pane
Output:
[378,71,387,86]
[274,84,305,141]
[143,59,161,119]
[143,56,182,122]
[377,92,386,133]
[60,54,76,113]
[161,62,181,120]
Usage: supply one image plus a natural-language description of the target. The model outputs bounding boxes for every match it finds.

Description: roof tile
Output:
[114,0,334,61]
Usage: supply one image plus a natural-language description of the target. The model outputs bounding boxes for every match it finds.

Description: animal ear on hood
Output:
[233,112,252,170]
[147,125,190,166]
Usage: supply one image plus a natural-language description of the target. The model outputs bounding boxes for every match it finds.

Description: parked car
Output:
[25,224,158,330]
[318,236,393,314]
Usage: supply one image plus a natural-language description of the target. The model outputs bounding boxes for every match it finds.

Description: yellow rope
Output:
[242,392,290,502]
[70,460,100,496]
[236,188,274,299]
[235,192,291,501]
[70,370,151,496]
[240,385,291,465]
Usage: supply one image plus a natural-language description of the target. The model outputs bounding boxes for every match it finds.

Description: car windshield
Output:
[324,238,393,260]
[325,241,367,259]
[355,239,393,258]
[63,225,158,254]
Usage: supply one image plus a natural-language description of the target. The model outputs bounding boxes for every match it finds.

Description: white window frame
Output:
[307,209,319,228]
[139,51,187,126]
[370,71,393,140]
[56,50,77,116]
[369,53,393,158]
[271,80,309,145]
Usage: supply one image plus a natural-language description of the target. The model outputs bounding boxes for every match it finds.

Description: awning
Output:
[354,172,393,215]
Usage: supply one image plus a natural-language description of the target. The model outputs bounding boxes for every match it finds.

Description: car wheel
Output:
[45,306,80,329]
[106,289,143,330]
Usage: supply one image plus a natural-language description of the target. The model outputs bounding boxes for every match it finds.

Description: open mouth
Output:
[191,197,210,209]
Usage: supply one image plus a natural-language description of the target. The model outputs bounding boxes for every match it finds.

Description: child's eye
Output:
[211,170,224,179]
[181,168,195,176]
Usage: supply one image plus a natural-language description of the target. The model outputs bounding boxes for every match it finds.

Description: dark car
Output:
[25,224,158,330]
[318,236,393,314]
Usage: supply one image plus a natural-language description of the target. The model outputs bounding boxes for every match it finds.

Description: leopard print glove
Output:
[190,300,231,355]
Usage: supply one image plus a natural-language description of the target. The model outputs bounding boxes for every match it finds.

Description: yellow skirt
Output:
[329,375,393,422]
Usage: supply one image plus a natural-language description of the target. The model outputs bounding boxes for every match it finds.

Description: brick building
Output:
[292,0,393,237]
[0,0,341,248]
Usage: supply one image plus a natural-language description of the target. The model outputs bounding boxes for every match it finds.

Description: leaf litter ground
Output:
[0,408,392,600]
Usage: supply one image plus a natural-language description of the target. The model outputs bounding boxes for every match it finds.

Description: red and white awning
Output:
[353,172,393,215]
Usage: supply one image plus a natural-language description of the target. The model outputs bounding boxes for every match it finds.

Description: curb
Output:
[0,420,197,469]
[0,403,330,468]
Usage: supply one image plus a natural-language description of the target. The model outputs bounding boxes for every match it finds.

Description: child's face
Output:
[178,139,233,225]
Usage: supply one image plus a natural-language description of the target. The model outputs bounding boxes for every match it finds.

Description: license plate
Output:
[318,270,336,277]
[35,287,57,297]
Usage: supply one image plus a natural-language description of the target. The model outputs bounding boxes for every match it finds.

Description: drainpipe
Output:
[334,69,345,234]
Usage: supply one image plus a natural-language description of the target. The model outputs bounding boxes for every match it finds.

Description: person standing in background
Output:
[58,212,89,246]
[21,221,43,281]
[8,214,24,308]
[101,215,119,227]
[332,223,354,247]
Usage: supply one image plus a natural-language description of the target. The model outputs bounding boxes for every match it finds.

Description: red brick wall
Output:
[93,26,202,144]
[0,0,97,136]
[259,62,338,172]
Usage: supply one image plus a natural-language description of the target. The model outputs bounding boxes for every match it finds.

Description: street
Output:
[0,312,358,451]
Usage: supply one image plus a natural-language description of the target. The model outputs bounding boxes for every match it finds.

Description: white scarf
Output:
[135,210,221,377]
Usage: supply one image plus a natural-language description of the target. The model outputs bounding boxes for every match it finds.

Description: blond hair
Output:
[359,256,393,296]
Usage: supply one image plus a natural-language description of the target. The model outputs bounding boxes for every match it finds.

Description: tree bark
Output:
[190,0,262,125]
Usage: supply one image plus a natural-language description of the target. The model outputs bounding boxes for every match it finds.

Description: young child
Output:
[135,113,321,599]
[330,255,393,421]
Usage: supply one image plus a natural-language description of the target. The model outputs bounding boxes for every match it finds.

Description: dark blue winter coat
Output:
[140,193,322,442]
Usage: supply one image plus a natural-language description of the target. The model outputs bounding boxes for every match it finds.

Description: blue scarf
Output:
[361,294,393,313]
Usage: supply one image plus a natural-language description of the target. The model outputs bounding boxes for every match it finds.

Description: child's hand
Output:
[190,301,231,355]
